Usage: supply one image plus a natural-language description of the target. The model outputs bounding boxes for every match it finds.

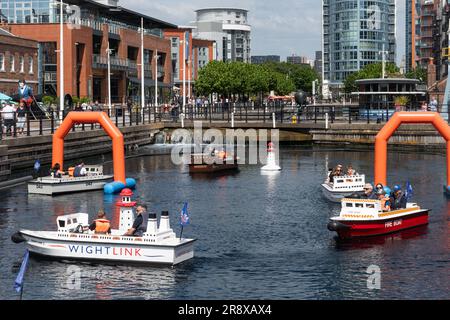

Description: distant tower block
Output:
[116,188,136,233]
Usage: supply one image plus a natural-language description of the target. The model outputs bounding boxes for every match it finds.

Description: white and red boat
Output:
[327,198,430,239]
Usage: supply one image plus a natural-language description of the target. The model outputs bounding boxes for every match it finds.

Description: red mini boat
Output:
[327,198,430,239]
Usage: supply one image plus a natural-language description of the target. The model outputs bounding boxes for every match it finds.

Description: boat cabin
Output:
[339,198,419,220]
[327,175,365,192]
[57,213,89,233]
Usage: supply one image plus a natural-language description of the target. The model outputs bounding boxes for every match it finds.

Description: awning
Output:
[128,77,172,88]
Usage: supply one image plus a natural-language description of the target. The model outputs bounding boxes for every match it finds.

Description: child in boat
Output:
[50,163,65,178]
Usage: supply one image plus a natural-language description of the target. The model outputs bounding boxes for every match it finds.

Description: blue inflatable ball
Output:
[126,178,137,189]
[104,181,126,194]
[384,187,392,195]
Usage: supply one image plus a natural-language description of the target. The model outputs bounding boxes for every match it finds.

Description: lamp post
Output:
[182,34,186,115]
[379,44,389,79]
[106,42,112,114]
[154,50,159,108]
[59,0,64,123]
[141,17,145,114]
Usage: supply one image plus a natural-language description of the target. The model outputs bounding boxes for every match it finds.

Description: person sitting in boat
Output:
[362,183,378,200]
[50,163,65,178]
[377,190,391,212]
[329,165,344,183]
[390,185,407,210]
[375,183,385,194]
[123,204,147,237]
[84,209,111,235]
[73,161,87,177]
[346,165,357,176]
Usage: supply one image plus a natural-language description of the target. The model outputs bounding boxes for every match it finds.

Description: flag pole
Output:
[179,226,184,241]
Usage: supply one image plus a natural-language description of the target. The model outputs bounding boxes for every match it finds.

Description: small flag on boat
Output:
[14,249,29,294]
[180,202,190,226]
[405,182,413,200]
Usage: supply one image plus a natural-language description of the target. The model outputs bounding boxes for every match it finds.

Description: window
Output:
[10,55,15,72]
[19,56,24,73]
[346,203,353,208]
[28,56,33,74]
[0,54,4,71]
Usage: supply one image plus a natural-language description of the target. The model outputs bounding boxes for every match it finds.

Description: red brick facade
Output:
[0,29,38,97]
[6,23,172,103]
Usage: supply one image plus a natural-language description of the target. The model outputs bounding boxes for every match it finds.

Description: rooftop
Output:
[195,8,249,13]
[60,0,178,29]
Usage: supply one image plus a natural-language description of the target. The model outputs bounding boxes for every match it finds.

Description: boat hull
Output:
[321,184,358,203]
[328,210,429,239]
[28,176,114,195]
[20,232,195,266]
[189,163,238,173]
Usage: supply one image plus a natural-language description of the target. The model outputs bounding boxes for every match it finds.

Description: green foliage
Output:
[344,62,400,94]
[263,62,319,93]
[79,97,91,104]
[42,95,55,106]
[195,61,297,97]
[394,96,409,106]
[405,68,427,83]
[72,96,80,105]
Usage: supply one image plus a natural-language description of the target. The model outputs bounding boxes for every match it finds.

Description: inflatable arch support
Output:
[52,112,135,193]
[375,112,450,187]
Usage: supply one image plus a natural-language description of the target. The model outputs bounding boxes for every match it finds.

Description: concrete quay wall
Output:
[0,124,164,176]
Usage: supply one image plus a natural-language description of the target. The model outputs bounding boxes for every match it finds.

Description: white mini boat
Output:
[28,165,113,195]
[13,189,195,265]
[321,174,366,203]
[261,142,281,172]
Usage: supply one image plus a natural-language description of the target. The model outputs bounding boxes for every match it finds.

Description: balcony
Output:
[92,54,129,71]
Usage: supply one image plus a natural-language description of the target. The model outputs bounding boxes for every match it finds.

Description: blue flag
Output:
[405,182,413,201]
[14,250,29,293]
[180,202,190,226]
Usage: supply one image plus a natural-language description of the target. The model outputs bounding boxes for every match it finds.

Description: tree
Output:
[263,62,319,93]
[405,67,427,84]
[344,62,400,93]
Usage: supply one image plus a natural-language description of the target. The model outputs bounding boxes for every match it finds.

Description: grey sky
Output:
[123,0,406,64]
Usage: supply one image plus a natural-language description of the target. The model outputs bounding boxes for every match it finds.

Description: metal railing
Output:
[1,102,449,140]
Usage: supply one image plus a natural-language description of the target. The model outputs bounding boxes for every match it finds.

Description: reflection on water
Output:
[0,146,449,300]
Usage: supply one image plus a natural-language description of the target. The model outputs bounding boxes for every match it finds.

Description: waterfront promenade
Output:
[2,102,446,140]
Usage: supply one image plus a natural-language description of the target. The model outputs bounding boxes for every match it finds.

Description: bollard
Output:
[272,112,276,129]
[325,113,329,130]
[181,113,185,128]
[231,112,235,128]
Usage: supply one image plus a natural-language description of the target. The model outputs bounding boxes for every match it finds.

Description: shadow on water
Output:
[333,226,430,251]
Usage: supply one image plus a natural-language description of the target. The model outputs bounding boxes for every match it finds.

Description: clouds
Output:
[122,0,405,63]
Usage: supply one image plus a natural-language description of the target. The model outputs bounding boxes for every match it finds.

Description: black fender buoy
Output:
[327,221,351,232]
[11,232,26,244]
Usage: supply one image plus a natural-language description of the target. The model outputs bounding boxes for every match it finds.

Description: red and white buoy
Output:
[261,142,281,171]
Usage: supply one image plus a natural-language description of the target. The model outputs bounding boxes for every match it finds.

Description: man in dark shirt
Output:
[390,185,407,210]
[123,204,147,237]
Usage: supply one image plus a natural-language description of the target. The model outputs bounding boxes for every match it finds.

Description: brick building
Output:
[0,28,38,97]
[1,0,176,104]
[164,27,215,97]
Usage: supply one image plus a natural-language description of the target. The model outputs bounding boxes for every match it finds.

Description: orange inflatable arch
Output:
[52,112,126,184]
[375,112,450,187]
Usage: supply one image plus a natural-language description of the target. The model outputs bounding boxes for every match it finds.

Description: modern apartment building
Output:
[0,0,176,103]
[322,0,396,93]
[193,8,251,63]
[406,0,450,81]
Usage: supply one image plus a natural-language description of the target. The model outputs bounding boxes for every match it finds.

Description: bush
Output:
[42,95,55,107]
[394,96,409,106]
[80,97,91,104]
